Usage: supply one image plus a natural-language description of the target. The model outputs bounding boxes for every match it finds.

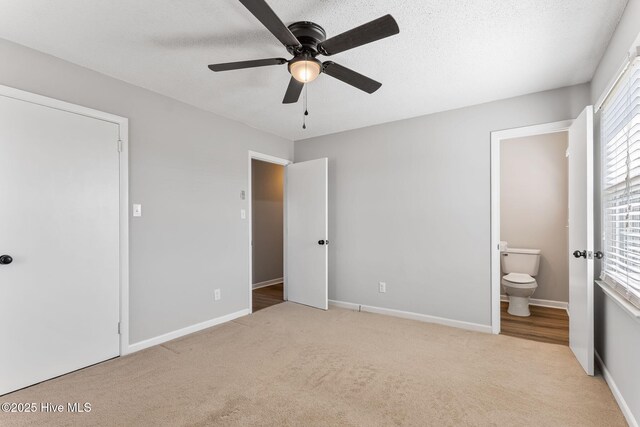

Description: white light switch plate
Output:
[240,209,246,219]
[133,204,142,217]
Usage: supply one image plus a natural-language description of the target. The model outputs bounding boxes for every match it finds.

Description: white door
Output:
[286,158,328,310]
[0,94,121,395]
[568,105,594,375]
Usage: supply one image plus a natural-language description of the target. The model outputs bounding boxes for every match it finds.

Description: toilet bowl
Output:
[502,273,538,316]
[500,247,541,317]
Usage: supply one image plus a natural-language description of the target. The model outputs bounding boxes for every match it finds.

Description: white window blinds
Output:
[601,58,640,309]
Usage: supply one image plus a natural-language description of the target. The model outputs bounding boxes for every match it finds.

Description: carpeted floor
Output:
[0,302,625,426]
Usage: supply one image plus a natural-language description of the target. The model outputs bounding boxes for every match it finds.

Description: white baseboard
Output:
[329,300,360,310]
[500,295,568,310]
[595,351,639,427]
[252,277,283,290]
[125,309,250,354]
[329,300,492,334]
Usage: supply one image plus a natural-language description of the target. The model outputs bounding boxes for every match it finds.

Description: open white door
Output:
[568,105,594,375]
[286,158,328,310]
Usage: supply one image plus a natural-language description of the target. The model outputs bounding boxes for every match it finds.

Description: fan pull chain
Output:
[302,83,309,129]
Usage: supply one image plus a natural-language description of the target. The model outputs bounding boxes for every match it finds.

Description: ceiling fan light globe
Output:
[289,59,321,83]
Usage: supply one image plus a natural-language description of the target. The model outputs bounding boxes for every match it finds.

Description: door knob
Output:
[0,255,13,265]
[318,240,329,245]
[572,250,586,259]
[594,251,604,259]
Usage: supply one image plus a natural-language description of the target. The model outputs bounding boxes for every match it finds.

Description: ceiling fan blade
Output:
[318,14,399,56]
[239,0,302,48]
[322,61,382,94]
[283,77,304,104]
[208,58,287,72]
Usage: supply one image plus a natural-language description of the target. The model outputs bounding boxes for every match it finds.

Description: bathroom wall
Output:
[500,132,569,303]
[251,160,284,286]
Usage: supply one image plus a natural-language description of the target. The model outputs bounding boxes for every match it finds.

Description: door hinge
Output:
[117,322,121,334]
[117,140,123,152]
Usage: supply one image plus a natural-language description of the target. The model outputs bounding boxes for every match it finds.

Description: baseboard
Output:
[329,300,360,310]
[595,351,639,427]
[500,295,568,310]
[125,309,250,354]
[252,278,283,290]
[329,300,492,334]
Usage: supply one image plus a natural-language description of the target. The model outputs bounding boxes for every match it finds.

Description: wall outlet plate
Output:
[379,282,386,293]
[214,289,221,301]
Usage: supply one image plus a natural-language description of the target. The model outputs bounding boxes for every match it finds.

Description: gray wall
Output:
[591,0,640,424]
[251,160,284,286]
[295,83,589,326]
[0,38,293,344]
[501,132,569,303]
[591,0,640,103]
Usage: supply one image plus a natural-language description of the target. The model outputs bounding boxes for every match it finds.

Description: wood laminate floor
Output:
[252,283,284,313]
[500,301,569,346]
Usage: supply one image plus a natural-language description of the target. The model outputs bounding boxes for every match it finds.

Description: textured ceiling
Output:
[0,0,628,140]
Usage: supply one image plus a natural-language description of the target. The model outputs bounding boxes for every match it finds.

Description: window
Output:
[601,57,640,309]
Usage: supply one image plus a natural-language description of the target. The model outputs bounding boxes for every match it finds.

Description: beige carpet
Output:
[1,302,625,426]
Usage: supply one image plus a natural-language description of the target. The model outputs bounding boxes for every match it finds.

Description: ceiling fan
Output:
[208,0,399,104]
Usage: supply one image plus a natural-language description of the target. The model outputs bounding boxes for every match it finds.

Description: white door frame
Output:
[0,84,130,354]
[247,151,292,313]
[490,120,573,334]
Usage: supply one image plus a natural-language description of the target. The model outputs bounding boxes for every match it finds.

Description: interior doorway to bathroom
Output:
[491,122,572,346]
[250,157,286,313]
[492,109,596,375]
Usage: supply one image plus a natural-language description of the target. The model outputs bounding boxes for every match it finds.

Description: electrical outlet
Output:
[214,289,221,301]
[379,282,386,293]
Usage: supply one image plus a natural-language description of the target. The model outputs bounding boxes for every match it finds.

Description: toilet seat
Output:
[502,273,534,283]
[502,273,536,288]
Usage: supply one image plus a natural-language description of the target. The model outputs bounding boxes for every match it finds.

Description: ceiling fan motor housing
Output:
[286,21,326,55]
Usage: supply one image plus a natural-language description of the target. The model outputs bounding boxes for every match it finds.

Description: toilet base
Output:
[507,296,531,317]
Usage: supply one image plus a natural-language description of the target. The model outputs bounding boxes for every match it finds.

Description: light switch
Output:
[240,209,246,219]
[133,204,142,217]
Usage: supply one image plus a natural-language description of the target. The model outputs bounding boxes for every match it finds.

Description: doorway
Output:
[251,158,286,312]
[491,120,573,341]
[490,110,596,375]
[247,152,329,313]
[248,152,291,313]
[499,130,570,345]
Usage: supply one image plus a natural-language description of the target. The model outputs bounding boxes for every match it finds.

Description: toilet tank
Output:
[501,248,541,276]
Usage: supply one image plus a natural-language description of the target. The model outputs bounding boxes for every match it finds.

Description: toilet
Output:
[501,247,541,316]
